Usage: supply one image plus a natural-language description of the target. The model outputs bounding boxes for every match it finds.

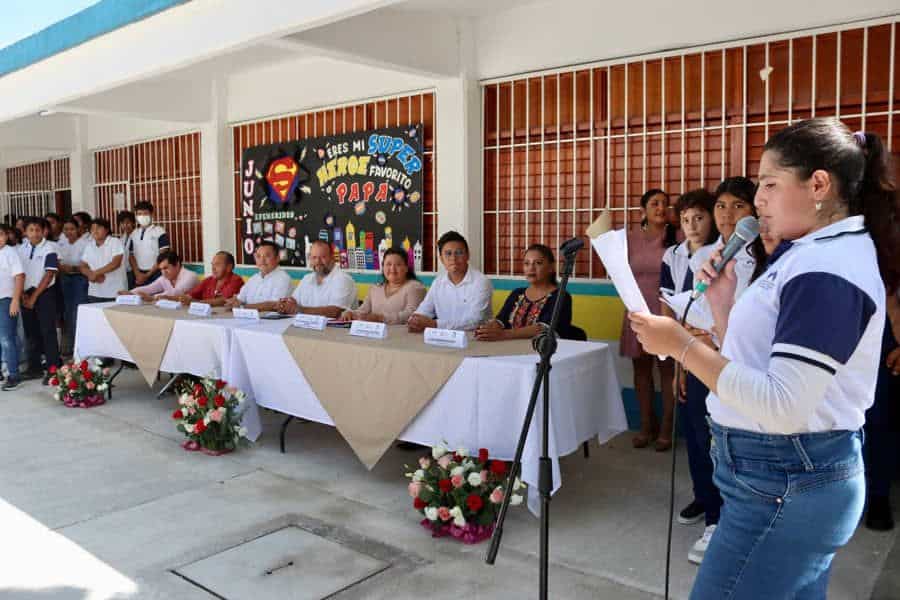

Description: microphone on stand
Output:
[691,216,760,299]
[559,237,585,257]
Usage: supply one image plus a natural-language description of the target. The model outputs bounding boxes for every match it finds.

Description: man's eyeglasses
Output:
[442,249,467,258]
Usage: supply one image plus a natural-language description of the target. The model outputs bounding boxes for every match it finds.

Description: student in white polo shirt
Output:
[0,225,25,390]
[57,218,90,357]
[225,242,292,312]
[408,231,493,332]
[129,201,170,287]
[117,210,137,289]
[630,120,896,598]
[80,218,127,303]
[277,240,356,318]
[690,177,767,301]
[18,217,60,383]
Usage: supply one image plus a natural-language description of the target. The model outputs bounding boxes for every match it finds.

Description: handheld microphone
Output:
[691,216,759,299]
[559,237,584,257]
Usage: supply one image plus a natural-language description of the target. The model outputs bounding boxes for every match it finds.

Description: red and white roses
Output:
[173,376,250,454]
[405,442,525,543]
[49,359,112,408]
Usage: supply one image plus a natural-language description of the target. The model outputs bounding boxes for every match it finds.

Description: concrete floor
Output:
[0,371,896,599]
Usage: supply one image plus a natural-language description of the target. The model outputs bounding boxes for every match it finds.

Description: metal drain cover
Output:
[175,526,388,599]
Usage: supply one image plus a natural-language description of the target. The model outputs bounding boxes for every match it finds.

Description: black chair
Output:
[567,325,588,342]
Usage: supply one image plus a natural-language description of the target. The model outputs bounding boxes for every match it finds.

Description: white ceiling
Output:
[393,0,543,17]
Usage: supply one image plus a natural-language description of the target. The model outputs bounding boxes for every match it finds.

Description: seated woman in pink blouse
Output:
[340,247,426,324]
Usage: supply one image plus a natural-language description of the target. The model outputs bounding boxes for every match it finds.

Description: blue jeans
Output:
[0,298,19,378]
[691,421,865,599]
[864,318,899,499]
[61,273,88,347]
[679,373,721,525]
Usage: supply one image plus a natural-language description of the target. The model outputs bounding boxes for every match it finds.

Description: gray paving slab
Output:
[0,375,895,600]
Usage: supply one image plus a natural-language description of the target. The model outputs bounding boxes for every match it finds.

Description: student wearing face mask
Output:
[129,201,170,287]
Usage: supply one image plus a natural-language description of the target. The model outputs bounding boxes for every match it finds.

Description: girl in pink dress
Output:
[621,189,678,450]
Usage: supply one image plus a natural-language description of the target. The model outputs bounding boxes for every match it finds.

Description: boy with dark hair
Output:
[408,231,492,332]
[117,210,137,289]
[44,213,62,241]
[129,201,169,287]
[18,217,60,383]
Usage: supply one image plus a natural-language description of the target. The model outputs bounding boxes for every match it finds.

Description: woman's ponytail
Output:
[856,132,900,295]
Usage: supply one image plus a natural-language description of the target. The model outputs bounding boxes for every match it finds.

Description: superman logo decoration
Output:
[265,156,302,205]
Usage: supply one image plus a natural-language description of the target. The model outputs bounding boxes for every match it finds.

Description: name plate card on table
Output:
[233,308,260,321]
[424,327,468,349]
[116,294,141,306]
[293,314,328,331]
[349,320,387,339]
[188,302,213,317]
[156,299,180,310]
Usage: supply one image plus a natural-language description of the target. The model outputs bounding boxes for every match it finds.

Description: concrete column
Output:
[434,19,482,268]
[69,115,94,214]
[199,76,234,273]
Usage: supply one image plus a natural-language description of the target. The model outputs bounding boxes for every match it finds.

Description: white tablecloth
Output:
[74,303,263,440]
[227,321,626,514]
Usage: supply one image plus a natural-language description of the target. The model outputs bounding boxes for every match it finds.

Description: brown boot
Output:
[655,393,676,452]
[633,398,659,448]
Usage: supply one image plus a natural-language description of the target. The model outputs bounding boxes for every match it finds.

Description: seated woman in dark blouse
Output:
[474,244,573,341]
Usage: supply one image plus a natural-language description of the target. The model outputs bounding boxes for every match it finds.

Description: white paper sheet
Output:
[660,291,716,333]
[589,229,650,313]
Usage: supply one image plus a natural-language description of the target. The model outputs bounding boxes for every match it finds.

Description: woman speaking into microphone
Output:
[629,118,899,598]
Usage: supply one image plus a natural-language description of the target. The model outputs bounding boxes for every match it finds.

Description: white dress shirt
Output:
[57,235,90,268]
[414,267,493,331]
[292,267,357,310]
[237,268,293,305]
[0,245,24,299]
[81,237,127,299]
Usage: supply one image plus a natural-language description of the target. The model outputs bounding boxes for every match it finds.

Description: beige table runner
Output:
[101,305,229,385]
[281,325,534,469]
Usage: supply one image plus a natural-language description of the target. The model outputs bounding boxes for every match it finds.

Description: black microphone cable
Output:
[664,295,697,600]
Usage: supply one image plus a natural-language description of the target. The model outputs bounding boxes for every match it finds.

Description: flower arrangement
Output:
[405,442,525,544]
[49,359,111,408]
[171,376,250,455]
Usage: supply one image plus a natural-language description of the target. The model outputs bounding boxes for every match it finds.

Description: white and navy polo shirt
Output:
[18,238,59,290]
[660,240,718,296]
[708,215,885,434]
[129,224,170,271]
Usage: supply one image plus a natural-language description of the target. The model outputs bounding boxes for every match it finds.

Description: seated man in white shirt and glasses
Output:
[276,239,356,318]
[408,231,493,332]
[225,241,292,311]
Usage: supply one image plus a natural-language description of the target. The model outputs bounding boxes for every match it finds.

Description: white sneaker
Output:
[688,524,717,565]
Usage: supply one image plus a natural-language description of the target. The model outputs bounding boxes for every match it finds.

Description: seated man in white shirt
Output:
[276,240,356,318]
[408,231,493,332]
[225,241,292,311]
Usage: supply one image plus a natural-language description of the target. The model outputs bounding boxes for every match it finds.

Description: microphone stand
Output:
[485,239,581,600]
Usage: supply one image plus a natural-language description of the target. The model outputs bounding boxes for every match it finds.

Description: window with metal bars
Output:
[93,132,203,263]
[4,157,71,221]
[482,20,900,279]
[6,157,70,192]
[231,91,437,270]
